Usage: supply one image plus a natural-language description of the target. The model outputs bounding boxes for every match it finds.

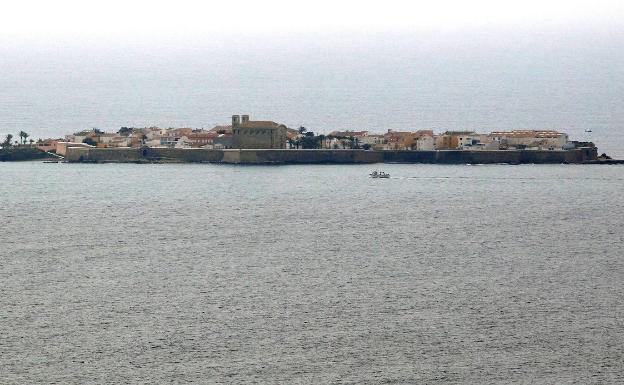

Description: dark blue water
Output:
[1,162,623,383]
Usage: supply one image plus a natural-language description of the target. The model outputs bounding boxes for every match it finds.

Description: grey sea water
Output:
[1,162,623,383]
[1,30,623,158]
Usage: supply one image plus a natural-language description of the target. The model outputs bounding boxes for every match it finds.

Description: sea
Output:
[1,29,624,383]
[1,162,623,383]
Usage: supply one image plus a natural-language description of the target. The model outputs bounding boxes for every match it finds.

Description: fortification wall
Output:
[65,147,598,164]
[383,148,597,164]
[65,147,142,162]
[144,148,224,162]
[238,148,596,164]
[236,149,383,164]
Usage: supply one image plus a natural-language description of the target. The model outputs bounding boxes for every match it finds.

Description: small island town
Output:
[0,114,618,164]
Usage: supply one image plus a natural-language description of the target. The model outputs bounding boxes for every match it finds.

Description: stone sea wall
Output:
[65,147,598,164]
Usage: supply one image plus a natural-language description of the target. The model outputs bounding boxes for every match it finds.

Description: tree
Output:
[318,134,326,149]
[300,135,318,149]
[298,126,307,135]
[19,131,29,145]
[362,143,372,150]
[29,139,34,145]
[348,136,356,149]
[83,137,97,146]
[118,127,133,136]
[2,134,13,148]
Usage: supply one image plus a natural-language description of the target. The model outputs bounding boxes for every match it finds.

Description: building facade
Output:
[489,130,569,149]
[231,115,287,149]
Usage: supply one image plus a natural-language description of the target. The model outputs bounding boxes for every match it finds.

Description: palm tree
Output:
[318,134,326,149]
[19,131,27,144]
[2,134,13,148]
[298,126,307,135]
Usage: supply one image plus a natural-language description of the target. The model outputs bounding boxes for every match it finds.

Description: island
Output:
[3,115,619,164]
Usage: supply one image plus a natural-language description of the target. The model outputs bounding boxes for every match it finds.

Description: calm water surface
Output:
[1,32,623,158]
[1,162,623,383]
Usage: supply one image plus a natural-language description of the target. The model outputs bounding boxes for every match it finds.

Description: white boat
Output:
[370,171,390,178]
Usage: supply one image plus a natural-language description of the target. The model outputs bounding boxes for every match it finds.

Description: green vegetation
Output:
[18,131,30,144]
[118,127,133,136]
[0,146,49,161]
[0,131,56,161]
[288,127,365,150]
[82,137,97,146]
[2,134,14,148]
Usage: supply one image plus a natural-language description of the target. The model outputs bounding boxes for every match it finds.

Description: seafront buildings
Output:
[39,114,579,154]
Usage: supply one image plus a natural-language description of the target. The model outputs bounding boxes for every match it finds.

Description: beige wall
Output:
[232,127,287,149]
[416,136,434,150]
[56,142,94,156]
[502,135,568,149]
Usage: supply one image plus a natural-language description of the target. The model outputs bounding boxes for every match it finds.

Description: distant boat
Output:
[585,129,593,132]
[370,171,390,178]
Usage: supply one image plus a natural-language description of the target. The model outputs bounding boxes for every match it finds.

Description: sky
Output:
[1,0,623,45]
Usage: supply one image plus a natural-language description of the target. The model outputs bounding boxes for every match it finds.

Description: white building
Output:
[490,130,569,149]
[359,134,386,147]
[415,136,434,150]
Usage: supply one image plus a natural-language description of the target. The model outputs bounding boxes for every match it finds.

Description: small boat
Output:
[370,171,390,178]
[585,129,593,132]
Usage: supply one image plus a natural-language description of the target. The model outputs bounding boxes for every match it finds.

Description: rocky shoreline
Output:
[0,147,57,162]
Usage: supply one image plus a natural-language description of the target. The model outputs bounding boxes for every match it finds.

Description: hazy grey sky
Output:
[2,0,623,44]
